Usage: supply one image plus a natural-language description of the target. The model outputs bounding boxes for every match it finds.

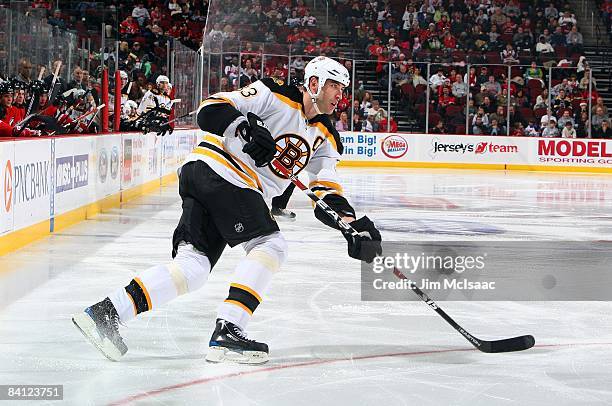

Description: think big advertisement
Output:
[340,132,612,169]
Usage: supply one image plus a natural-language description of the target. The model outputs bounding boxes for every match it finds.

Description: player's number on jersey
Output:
[240,86,258,98]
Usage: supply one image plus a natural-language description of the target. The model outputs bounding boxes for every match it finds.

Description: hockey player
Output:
[72,56,382,364]
[137,74,172,115]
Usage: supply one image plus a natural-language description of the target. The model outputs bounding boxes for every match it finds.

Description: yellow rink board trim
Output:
[338,160,612,173]
[0,173,178,257]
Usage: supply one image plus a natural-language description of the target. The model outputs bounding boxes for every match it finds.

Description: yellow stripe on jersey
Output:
[230,283,263,303]
[272,92,306,118]
[310,122,338,152]
[199,96,236,108]
[193,147,260,191]
[202,135,263,191]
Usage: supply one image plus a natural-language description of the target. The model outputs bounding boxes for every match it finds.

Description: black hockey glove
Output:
[236,112,276,167]
[343,216,382,263]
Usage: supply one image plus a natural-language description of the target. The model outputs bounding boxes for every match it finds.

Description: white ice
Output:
[1,167,612,406]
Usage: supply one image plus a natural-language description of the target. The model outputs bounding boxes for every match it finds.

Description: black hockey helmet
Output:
[0,81,14,95]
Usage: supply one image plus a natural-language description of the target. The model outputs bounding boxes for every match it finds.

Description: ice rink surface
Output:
[1,167,612,406]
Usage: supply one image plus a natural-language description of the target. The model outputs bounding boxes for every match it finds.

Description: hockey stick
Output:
[270,160,535,354]
[164,109,198,127]
[25,66,46,117]
[47,61,62,101]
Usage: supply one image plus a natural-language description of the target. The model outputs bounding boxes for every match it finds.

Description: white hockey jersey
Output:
[137,89,172,115]
[184,78,345,204]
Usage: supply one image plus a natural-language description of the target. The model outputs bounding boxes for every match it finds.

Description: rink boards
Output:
[0,130,200,255]
[339,132,612,173]
[1,130,611,255]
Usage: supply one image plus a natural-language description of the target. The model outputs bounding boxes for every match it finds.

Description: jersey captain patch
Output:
[269,134,311,179]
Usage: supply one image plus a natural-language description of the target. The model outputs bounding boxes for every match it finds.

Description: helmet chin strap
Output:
[306,86,323,116]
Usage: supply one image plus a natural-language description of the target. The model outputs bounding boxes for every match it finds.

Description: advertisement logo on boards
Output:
[123,139,133,183]
[474,142,518,154]
[431,140,518,156]
[3,160,12,213]
[98,148,108,183]
[56,154,89,193]
[537,139,612,164]
[11,159,50,204]
[381,135,408,159]
[110,146,119,180]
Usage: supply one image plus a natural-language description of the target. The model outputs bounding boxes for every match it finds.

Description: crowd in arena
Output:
[1,0,610,138]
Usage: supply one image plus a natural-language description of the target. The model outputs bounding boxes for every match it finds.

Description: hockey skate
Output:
[206,319,269,364]
[271,207,296,222]
[72,298,128,361]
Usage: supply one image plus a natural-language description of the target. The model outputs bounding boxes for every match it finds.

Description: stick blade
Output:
[479,335,535,353]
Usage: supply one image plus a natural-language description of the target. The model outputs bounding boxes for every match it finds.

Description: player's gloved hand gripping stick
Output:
[237,112,277,167]
[271,159,535,354]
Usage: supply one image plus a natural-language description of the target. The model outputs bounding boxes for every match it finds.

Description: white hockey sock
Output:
[108,244,211,323]
[217,232,287,331]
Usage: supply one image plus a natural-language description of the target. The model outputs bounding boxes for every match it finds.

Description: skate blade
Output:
[206,346,268,365]
[72,313,124,362]
[273,216,296,223]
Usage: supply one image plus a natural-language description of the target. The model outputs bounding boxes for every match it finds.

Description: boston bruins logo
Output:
[269,134,311,179]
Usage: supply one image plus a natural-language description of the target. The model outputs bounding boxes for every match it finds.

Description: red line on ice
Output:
[108,342,612,405]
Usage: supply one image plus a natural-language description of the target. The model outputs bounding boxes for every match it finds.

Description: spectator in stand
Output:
[592,106,610,130]
[540,109,557,127]
[592,97,609,115]
[501,44,520,64]
[47,9,66,30]
[525,120,540,136]
[489,118,506,136]
[471,115,488,135]
[576,111,590,137]
[335,111,349,132]
[239,67,258,88]
[168,0,182,18]
[534,88,550,109]
[302,10,317,27]
[132,2,150,27]
[557,110,575,129]
[592,120,612,139]
[451,74,468,99]
[379,116,398,133]
[352,113,363,131]
[525,62,544,86]
[545,3,559,19]
[550,26,567,47]
[120,15,140,37]
[429,69,447,92]
[431,120,447,134]
[566,26,584,54]
[286,10,301,28]
[437,86,456,115]
[559,12,577,30]
[510,122,526,136]
[561,121,577,138]
[364,114,378,132]
[552,89,572,115]
[542,119,560,137]
[535,35,555,55]
[367,99,387,124]
[490,106,506,125]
